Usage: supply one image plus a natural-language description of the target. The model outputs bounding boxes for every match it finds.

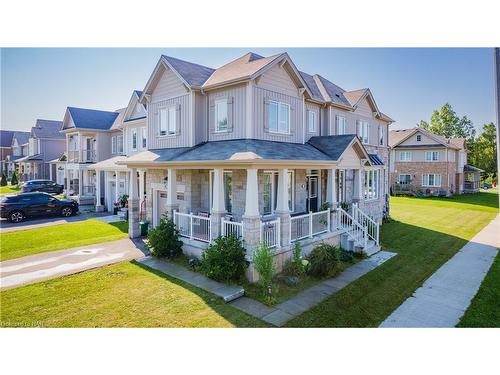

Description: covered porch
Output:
[463,164,483,193]
[63,163,96,205]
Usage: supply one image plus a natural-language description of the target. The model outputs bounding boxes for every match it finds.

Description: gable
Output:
[399,130,441,146]
[354,97,375,118]
[125,96,146,122]
[150,65,189,102]
[256,62,301,97]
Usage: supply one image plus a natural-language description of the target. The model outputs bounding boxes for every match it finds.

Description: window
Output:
[159,106,176,136]
[379,126,385,146]
[308,110,316,133]
[336,115,346,135]
[364,170,379,200]
[422,174,441,187]
[399,151,412,161]
[399,174,411,185]
[209,171,233,213]
[111,136,117,154]
[268,100,290,134]
[262,170,295,214]
[357,121,369,144]
[132,129,137,150]
[416,135,422,142]
[215,99,228,132]
[141,128,147,149]
[425,151,439,161]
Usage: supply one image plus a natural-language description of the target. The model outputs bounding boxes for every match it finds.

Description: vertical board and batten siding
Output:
[194,92,208,145]
[257,63,300,98]
[148,94,192,149]
[252,86,304,143]
[151,67,189,102]
[207,85,247,141]
[354,97,374,118]
[129,102,146,121]
[305,102,321,141]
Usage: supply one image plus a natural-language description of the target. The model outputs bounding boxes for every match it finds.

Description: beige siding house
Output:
[389,127,481,196]
[119,52,394,281]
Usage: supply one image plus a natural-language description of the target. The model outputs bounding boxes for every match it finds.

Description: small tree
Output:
[200,235,246,282]
[253,243,275,295]
[0,173,7,186]
[10,171,18,186]
[147,215,183,258]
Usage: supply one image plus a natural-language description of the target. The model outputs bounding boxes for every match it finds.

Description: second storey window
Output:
[399,151,411,161]
[425,151,439,161]
[379,126,385,146]
[111,134,123,154]
[111,136,116,154]
[215,99,228,132]
[336,115,346,135]
[159,106,176,136]
[132,129,137,150]
[357,121,369,144]
[308,111,316,133]
[269,100,290,134]
[141,128,147,149]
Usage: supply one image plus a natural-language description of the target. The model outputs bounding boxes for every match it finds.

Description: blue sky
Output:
[1,48,496,133]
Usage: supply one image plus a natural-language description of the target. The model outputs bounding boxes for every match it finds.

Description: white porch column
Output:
[64,164,69,194]
[275,168,290,248]
[326,168,338,207]
[128,167,141,238]
[166,168,178,217]
[49,164,53,182]
[210,168,226,239]
[355,169,363,201]
[95,170,103,212]
[78,169,83,198]
[115,170,120,202]
[242,168,261,258]
[105,171,111,212]
[138,169,145,216]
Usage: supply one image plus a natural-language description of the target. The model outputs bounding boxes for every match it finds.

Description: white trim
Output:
[425,151,440,161]
[422,174,442,187]
[214,98,229,133]
[307,110,316,133]
[158,106,177,137]
[399,150,412,161]
[336,115,346,135]
[268,100,291,135]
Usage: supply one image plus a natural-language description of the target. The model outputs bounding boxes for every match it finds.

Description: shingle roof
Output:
[32,120,64,139]
[368,154,384,166]
[307,135,358,161]
[12,131,31,146]
[162,55,215,88]
[0,130,15,148]
[68,107,119,130]
[464,164,483,172]
[343,89,368,107]
[315,75,352,107]
[299,71,324,101]
[389,127,464,150]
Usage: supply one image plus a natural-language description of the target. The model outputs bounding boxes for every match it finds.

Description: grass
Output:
[0,261,268,328]
[457,251,500,327]
[0,219,129,261]
[285,192,499,327]
[0,185,20,195]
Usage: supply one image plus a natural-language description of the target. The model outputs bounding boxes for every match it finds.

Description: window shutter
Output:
[289,105,295,136]
[209,98,215,133]
[227,97,234,132]
[263,97,270,133]
[176,104,181,135]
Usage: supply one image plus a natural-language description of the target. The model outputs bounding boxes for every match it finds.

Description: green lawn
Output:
[457,252,500,327]
[0,219,128,261]
[285,192,499,327]
[0,185,21,195]
[0,261,268,328]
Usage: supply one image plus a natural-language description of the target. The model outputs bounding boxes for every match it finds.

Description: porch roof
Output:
[368,153,384,166]
[464,164,483,173]
[16,154,43,162]
[92,155,129,171]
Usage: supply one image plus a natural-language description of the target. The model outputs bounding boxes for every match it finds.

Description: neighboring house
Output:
[0,130,15,176]
[119,52,394,280]
[16,120,65,181]
[2,130,31,178]
[389,127,481,195]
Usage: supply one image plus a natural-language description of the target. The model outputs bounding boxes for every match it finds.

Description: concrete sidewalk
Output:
[380,215,499,328]
[0,238,148,290]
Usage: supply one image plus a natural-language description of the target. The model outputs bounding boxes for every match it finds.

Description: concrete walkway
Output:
[231,251,397,326]
[381,215,499,328]
[0,238,148,290]
[137,257,245,302]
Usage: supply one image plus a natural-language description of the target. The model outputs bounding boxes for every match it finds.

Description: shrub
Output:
[253,243,275,295]
[282,242,306,277]
[0,173,7,186]
[200,235,246,282]
[307,243,340,277]
[147,215,183,258]
[10,171,18,186]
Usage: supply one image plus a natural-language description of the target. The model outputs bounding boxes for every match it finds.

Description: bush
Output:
[147,215,183,258]
[10,171,18,186]
[253,243,275,294]
[0,173,7,186]
[307,243,341,277]
[200,235,246,282]
[282,242,306,277]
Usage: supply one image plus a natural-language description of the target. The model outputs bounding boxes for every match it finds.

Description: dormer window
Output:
[416,134,422,142]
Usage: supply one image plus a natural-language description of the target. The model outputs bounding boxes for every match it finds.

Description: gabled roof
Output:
[314,75,352,108]
[389,127,464,150]
[65,107,119,131]
[299,71,324,102]
[307,134,371,164]
[12,131,31,146]
[31,120,64,139]
[161,55,215,88]
[123,90,147,123]
[0,130,15,148]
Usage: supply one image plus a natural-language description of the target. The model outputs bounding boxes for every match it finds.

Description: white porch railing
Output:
[260,218,281,249]
[173,211,211,243]
[352,203,379,246]
[290,209,330,243]
[221,218,244,240]
[336,207,368,249]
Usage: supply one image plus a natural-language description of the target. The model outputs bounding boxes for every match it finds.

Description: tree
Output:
[10,171,18,186]
[469,123,497,178]
[0,173,7,186]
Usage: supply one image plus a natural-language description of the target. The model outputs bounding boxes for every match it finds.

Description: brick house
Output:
[389,127,481,196]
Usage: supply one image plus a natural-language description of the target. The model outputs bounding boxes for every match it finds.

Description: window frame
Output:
[425,151,439,161]
[379,125,385,146]
[399,151,412,161]
[159,106,177,137]
[141,127,147,149]
[308,110,316,133]
[336,115,346,135]
[398,174,411,185]
[416,134,422,142]
[111,136,117,154]
[358,121,369,144]
[214,98,229,133]
[262,170,295,215]
[131,129,137,151]
[422,174,441,187]
[364,169,379,201]
[268,100,290,134]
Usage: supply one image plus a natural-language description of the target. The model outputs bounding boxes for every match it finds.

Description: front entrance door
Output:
[154,190,168,227]
[306,176,319,212]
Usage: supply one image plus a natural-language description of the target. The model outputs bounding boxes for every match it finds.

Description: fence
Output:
[173,211,211,243]
[352,203,379,245]
[260,218,281,248]
[290,209,330,242]
[221,218,244,240]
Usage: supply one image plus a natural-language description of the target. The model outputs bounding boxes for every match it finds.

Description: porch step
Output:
[341,233,381,256]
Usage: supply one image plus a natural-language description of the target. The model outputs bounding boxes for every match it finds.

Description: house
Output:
[117,52,394,281]
[0,130,16,176]
[4,131,31,178]
[389,127,481,195]
[60,90,147,208]
[15,120,65,181]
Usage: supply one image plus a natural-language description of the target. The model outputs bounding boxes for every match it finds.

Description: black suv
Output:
[22,180,64,194]
[0,193,79,222]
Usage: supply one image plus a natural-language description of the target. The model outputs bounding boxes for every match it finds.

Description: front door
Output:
[154,190,168,227]
[307,176,319,212]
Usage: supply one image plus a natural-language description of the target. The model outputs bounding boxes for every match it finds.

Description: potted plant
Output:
[113,201,120,215]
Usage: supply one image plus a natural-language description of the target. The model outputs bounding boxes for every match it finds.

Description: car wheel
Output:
[10,210,24,223]
[61,206,73,217]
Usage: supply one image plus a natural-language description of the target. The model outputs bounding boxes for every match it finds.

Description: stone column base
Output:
[210,211,226,240]
[95,205,104,212]
[275,211,291,248]
[128,198,141,238]
[242,216,261,257]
